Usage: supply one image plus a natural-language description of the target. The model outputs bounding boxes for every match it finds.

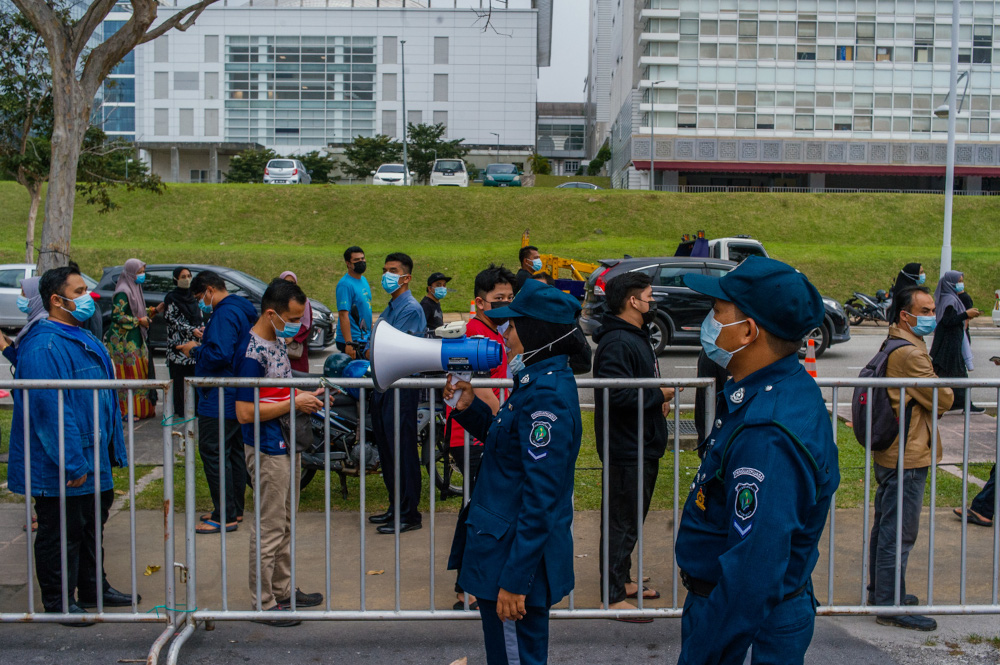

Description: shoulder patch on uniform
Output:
[734,482,758,521]
[732,467,765,482]
[529,421,552,448]
[531,410,557,421]
[528,448,547,461]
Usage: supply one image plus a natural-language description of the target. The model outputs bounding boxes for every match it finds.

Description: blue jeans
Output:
[868,464,928,605]
[971,464,996,520]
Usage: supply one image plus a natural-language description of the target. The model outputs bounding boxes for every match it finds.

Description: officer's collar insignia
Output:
[529,421,552,448]
[734,482,758,521]
[730,387,745,404]
[520,374,530,384]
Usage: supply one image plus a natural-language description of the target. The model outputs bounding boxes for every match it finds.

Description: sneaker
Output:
[276,588,323,608]
[876,614,937,631]
[252,605,301,627]
[968,405,986,414]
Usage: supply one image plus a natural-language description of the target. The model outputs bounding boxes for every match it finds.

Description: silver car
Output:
[0,263,98,328]
[263,158,311,185]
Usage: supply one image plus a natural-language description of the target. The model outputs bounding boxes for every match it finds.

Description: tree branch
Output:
[140,0,218,44]
[9,0,62,49]
[78,0,159,94]
[70,0,118,58]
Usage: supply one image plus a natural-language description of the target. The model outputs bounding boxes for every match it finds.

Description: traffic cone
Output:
[468,299,476,321]
[804,338,818,379]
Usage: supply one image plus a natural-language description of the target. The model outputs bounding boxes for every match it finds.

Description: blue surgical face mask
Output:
[955,282,965,294]
[136,273,146,285]
[434,286,448,300]
[17,295,31,314]
[531,258,542,272]
[904,311,937,337]
[382,272,401,295]
[917,273,926,286]
[508,353,525,376]
[59,293,96,322]
[198,294,214,314]
[700,313,757,369]
[271,312,301,339]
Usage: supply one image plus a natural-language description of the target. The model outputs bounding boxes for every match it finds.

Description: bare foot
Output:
[624,582,659,599]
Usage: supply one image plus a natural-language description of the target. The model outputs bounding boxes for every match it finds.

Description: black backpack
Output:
[851,338,914,451]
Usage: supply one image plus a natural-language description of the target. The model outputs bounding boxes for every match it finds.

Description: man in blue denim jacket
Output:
[7,265,135,621]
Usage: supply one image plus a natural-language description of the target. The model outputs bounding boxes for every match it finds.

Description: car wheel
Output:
[646,315,670,355]
[798,323,830,359]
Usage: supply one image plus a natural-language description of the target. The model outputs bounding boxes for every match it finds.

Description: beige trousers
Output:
[245,448,301,610]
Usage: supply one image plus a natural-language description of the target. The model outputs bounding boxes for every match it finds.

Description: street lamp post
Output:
[490,132,500,160]
[401,39,409,186]
[649,80,665,192]
[939,0,961,273]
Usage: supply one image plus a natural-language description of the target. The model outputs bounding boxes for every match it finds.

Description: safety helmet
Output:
[323,353,352,378]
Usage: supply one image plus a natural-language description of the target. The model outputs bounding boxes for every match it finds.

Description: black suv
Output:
[94,264,336,351]
[579,257,850,357]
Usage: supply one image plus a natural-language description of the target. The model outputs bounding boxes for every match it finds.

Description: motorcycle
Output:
[844,289,892,326]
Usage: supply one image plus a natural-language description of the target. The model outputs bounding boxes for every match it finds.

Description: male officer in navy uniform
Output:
[444,278,587,665]
[675,256,841,665]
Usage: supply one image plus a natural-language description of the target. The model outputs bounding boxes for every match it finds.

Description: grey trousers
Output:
[867,463,929,605]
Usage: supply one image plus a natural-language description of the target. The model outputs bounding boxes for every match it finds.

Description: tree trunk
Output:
[25,183,41,263]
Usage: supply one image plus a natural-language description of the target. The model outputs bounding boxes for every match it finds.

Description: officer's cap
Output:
[683,256,824,341]
[485,278,581,325]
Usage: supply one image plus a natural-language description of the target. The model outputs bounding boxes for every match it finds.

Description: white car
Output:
[371,163,414,186]
[0,263,98,328]
[263,159,311,185]
[429,159,469,187]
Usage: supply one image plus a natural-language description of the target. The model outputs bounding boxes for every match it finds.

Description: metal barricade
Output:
[0,379,180,665]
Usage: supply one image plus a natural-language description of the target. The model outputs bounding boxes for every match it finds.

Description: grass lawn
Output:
[1,182,998,313]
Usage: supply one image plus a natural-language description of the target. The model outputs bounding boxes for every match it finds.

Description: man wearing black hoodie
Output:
[593,272,675,612]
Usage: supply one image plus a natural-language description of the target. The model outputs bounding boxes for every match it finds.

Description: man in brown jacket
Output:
[868,286,954,631]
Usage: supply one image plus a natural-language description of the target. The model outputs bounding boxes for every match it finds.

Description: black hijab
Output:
[164,266,202,326]
[516,317,592,374]
[889,262,923,323]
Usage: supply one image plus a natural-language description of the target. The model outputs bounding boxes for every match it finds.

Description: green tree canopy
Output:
[528,153,552,176]
[298,150,338,184]
[225,148,280,183]
[405,123,468,183]
[340,135,403,181]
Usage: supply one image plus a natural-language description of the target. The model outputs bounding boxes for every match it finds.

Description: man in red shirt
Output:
[449,264,514,609]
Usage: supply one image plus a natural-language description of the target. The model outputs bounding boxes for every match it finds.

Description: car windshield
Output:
[269,160,295,169]
[379,164,405,173]
[434,160,464,172]
[487,164,516,174]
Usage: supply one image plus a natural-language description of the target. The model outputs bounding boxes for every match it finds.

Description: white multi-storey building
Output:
[589,0,1000,191]
[131,0,551,182]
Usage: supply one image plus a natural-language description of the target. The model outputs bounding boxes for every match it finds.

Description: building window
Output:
[433,110,448,133]
[103,109,135,132]
[383,36,397,64]
[434,36,449,65]
[407,110,422,127]
[205,108,219,136]
[105,78,134,103]
[179,109,194,136]
[973,25,993,63]
[154,108,169,135]
[876,46,892,62]
[205,72,219,100]
[112,51,134,75]
[174,72,200,91]
[834,119,852,131]
[914,46,933,63]
[154,35,168,63]
[382,73,397,102]
[433,74,448,102]
[563,161,579,175]
[205,35,220,63]
[154,72,168,99]
[382,110,397,138]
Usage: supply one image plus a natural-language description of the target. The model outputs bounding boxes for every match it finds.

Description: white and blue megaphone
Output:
[369,318,503,393]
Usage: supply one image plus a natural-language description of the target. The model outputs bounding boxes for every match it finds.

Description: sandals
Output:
[453,600,480,611]
[625,586,661,600]
[196,519,238,534]
[954,507,993,527]
[200,514,244,524]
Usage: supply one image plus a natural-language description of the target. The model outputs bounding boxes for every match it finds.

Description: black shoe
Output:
[78,586,140,608]
[46,603,95,628]
[276,588,323,608]
[368,511,394,525]
[252,605,301,627]
[377,521,422,534]
[876,614,937,631]
[968,405,986,414]
[867,593,918,606]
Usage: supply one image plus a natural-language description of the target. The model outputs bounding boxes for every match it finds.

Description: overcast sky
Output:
[537,1,589,103]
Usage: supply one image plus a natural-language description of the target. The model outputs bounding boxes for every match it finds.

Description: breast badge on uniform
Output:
[528,421,552,460]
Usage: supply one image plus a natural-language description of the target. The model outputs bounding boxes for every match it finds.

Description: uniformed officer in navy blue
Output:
[675,256,841,665]
[443,278,587,665]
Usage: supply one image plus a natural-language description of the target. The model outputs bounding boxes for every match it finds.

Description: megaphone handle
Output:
[444,372,472,408]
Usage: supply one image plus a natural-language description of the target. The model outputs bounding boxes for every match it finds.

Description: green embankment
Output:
[1,182,998,312]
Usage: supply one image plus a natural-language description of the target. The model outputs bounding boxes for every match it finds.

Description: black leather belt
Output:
[680,570,807,602]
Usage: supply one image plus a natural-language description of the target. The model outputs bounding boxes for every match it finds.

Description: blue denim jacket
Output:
[7,320,126,497]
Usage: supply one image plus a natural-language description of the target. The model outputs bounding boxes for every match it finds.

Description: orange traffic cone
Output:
[468,299,476,321]
[804,338,818,378]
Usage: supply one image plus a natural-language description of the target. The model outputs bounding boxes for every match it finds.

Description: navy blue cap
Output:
[683,256,824,341]
[485,277,581,325]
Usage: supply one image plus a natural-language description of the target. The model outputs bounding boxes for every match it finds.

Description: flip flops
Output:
[196,519,238,534]
[200,514,244,524]
[954,507,993,527]
[453,600,480,611]
[625,586,661,600]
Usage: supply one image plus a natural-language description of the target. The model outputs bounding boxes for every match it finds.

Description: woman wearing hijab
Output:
[930,270,983,413]
[105,258,164,420]
[164,267,204,419]
[279,270,312,373]
[888,263,926,323]
[0,276,46,368]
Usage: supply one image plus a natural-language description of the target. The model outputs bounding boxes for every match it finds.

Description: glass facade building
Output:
[101,15,137,143]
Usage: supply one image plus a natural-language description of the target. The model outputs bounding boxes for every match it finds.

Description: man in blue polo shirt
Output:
[367,252,427,534]
[335,246,373,359]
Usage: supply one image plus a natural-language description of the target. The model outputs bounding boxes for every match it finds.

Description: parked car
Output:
[263,159,311,185]
[0,263,98,329]
[482,163,522,187]
[555,182,603,190]
[579,257,850,357]
[429,159,469,187]
[372,163,414,186]
[674,234,769,263]
[94,264,335,351]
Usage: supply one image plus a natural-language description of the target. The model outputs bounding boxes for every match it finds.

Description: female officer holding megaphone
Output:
[443,278,588,665]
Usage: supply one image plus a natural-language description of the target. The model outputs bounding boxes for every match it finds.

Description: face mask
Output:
[434,286,448,300]
[917,273,926,286]
[508,353,526,376]
[904,311,937,337]
[531,258,542,272]
[59,293,96,322]
[198,294,214,314]
[17,295,31,314]
[177,277,192,289]
[635,297,657,326]
[700,313,757,369]
[353,261,367,275]
[510,328,578,376]
[271,312,301,339]
[136,273,146,285]
[382,272,402,295]
[955,282,965,293]
[497,321,510,335]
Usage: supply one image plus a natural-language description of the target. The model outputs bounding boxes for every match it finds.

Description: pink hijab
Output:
[116,258,149,339]
[279,270,312,329]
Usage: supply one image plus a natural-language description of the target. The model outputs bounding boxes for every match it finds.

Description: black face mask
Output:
[641,301,657,327]
[352,261,367,275]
